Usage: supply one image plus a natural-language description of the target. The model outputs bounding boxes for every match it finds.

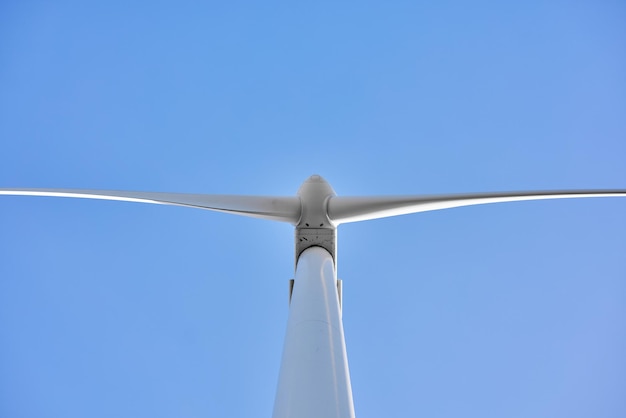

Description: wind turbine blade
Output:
[0,188,301,224]
[328,190,626,224]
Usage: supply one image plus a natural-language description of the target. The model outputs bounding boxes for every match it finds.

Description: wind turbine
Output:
[2,174,625,418]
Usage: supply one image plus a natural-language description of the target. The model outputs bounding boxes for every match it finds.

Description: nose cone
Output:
[297,174,336,197]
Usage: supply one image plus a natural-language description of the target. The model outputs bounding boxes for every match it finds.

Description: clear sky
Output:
[1,1,625,417]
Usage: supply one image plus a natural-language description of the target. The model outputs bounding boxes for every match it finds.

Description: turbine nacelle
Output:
[295,175,338,264]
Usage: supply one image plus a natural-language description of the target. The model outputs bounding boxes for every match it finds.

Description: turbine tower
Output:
[2,175,625,418]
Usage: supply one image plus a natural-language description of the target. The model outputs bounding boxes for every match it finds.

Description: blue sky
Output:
[1,1,625,417]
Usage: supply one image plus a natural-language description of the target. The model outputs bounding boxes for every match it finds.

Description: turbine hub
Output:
[296,175,336,228]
